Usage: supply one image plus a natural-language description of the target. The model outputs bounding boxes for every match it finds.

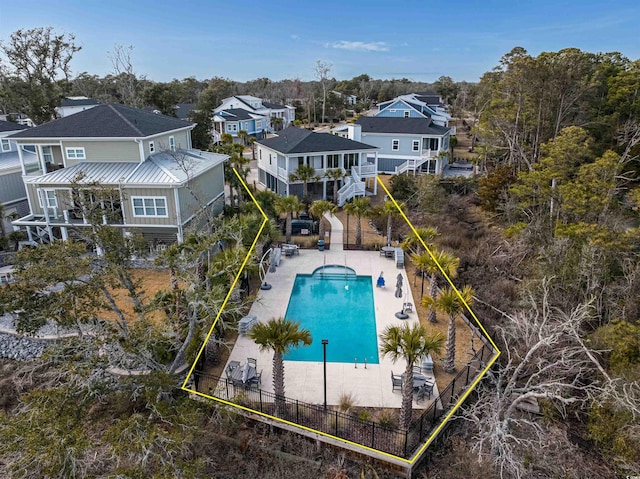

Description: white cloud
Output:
[329,41,389,52]
[291,34,299,40]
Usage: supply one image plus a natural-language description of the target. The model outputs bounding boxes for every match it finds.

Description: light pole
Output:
[322,339,328,410]
[346,213,349,249]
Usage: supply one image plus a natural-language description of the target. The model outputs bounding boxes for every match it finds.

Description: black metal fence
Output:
[195,342,497,459]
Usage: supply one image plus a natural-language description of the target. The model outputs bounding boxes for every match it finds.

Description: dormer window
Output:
[169,136,175,151]
[1,139,10,152]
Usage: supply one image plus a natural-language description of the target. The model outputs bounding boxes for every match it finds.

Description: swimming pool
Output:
[283,267,379,364]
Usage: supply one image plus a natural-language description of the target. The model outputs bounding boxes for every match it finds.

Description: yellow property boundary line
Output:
[182,171,501,465]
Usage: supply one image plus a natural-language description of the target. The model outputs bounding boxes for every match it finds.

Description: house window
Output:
[259,149,262,160]
[38,189,57,209]
[392,139,399,151]
[404,111,410,118]
[169,136,175,152]
[132,197,168,217]
[65,147,86,160]
[244,122,249,130]
[42,146,54,163]
[230,124,237,132]
[256,120,261,128]
[327,154,340,169]
[149,141,155,153]
[1,139,10,152]
[412,140,420,152]
[269,154,272,165]
[344,153,358,171]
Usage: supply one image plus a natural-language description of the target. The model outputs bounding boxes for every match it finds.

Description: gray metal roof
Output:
[25,162,140,185]
[24,149,228,186]
[0,149,38,172]
[8,104,194,139]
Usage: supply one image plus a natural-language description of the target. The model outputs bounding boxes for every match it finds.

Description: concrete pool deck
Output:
[222,213,439,409]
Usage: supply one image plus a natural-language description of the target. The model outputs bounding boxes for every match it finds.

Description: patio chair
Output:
[391,371,403,392]
[249,370,262,387]
[228,360,240,370]
[403,302,413,313]
[247,357,257,368]
[416,381,434,401]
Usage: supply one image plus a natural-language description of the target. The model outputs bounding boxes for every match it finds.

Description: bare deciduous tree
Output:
[108,44,144,107]
[314,60,331,124]
[460,278,628,478]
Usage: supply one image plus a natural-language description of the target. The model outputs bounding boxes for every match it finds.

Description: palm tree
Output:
[343,196,371,246]
[422,285,474,373]
[309,200,336,239]
[325,168,345,204]
[380,322,445,430]
[249,317,312,416]
[275,195,304,243]
[401,227,438,255]
[238,129,249,146]
[412,249,459,321]
[248,137,257,160]
[289,164,317,202]
[374,200,406,247]
[272,117,283,131]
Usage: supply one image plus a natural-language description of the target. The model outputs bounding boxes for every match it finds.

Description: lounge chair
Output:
[391,371,403,392]
[247,357,257,368]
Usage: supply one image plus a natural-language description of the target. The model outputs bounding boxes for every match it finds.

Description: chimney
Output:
[346,123,361,142]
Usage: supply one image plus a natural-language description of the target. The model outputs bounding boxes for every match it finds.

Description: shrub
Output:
[337,392,357,413]
[389,174,417,201]
[375,409,397,429]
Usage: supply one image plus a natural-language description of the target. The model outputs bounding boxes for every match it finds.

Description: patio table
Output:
[230,363,256,384]
[381,246,395,258]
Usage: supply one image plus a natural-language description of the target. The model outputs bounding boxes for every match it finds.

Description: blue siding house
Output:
[376,93,451,127]
[332,118,451,176]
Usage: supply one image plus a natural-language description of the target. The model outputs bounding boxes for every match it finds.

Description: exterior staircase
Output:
[394,157,429,175]
[337,168,366,206]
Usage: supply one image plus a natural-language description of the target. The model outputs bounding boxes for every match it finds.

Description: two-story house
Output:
[256,126,378,206]
[355,117,450,175]
[331,118,451,176]
[0,120,39,236]
[376,93,451,128]
[8,104,228,247]
[212,95,296,142]
[212,108,269,142]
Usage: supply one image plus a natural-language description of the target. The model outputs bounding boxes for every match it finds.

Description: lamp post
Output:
[346,213,349,249]
[322,339,328,410]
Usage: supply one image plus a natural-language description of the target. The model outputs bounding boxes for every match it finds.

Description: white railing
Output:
[355,164,377,176]
[337,170,366,206]
[421,149,434,157]
[277,167,288,179]
[394,157,429,175]
[212,131,222,143]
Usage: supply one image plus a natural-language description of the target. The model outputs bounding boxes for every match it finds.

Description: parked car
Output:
[283,219,317,236]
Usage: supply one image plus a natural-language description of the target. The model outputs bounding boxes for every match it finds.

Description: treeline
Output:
[0,27,474,132]
[468,47,640,475]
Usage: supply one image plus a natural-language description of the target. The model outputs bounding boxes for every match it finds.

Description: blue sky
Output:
[1,0,638,83]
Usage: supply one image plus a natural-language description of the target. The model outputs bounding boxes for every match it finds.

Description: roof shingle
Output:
[356,117,449,135]
[257,126,376,154]
[8,104,193,139]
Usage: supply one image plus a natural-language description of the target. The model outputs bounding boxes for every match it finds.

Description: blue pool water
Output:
[283,271,379,364]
